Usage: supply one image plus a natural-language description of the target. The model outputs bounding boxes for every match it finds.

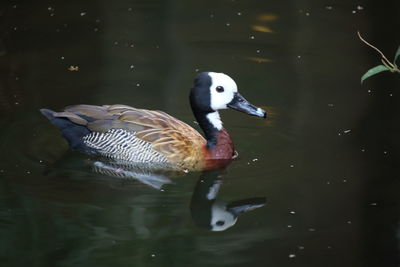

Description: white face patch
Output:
[208,72,238,111]
[206,111,223,130]
[210,201,238,231]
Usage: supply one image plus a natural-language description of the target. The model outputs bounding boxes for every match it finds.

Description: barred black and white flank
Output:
[83,129,168,163]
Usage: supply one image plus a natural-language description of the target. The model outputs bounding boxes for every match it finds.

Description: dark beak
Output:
[226,197,266,217]
[227,93,266,118]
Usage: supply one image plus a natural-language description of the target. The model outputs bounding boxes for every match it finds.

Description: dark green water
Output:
[1,1,400,266]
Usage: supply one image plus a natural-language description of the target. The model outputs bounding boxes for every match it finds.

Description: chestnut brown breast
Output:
[202,129,235,170]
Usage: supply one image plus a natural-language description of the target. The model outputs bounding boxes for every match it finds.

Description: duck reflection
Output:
[91,160,175,190]
[44,152,176,190]
[45,154,266,231]
[190,170,266,231]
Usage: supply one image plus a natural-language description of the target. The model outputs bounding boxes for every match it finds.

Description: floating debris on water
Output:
[337,129,352,135]
[68,66,79,71]
[290,211,296,214]
[256,14,278,22]
[288,254,296,258]
[325,6,333,10]
[244,56,272,63]
[80,12,87,16]
[251,25,273,33]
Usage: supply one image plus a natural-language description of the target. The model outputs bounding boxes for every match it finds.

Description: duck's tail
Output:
[40,109,97,155]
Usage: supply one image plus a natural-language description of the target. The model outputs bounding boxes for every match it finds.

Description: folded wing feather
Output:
[56,104,206,167]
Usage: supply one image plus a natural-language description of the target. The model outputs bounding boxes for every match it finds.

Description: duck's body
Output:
[41,104,231,171]
[41,72,266,171]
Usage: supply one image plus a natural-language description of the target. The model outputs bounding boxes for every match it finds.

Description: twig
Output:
[357,31,396,69]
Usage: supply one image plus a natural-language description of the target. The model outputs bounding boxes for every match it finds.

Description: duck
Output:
[40,72,266,171]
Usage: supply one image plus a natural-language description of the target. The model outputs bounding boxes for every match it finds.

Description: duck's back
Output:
[41,104,206,170]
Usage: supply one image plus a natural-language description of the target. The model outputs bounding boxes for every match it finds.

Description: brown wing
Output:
[111,105,207,168]
[55,104,206,168]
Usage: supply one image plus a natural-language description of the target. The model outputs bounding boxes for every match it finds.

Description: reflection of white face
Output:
[210,200,237,231]
[208,72,238,111]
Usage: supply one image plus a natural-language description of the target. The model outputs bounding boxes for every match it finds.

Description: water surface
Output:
[1,1,400,266]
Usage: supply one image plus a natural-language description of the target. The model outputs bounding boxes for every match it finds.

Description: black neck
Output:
[192,110,219,149]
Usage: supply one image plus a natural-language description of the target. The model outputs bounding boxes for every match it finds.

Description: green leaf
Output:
[394,45,400,63]
[361,65,389,83]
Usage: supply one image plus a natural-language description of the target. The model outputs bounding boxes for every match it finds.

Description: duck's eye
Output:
[216,220,225,226]
[216,86,224,93]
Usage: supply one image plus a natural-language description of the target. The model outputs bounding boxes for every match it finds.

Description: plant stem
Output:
[357,31,396,69]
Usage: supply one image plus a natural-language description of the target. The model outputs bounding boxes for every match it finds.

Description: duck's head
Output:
[190,72,267,124]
